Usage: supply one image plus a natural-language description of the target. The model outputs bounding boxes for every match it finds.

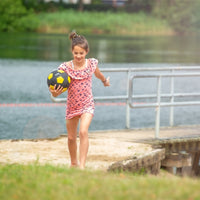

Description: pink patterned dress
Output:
[58,58,98,119]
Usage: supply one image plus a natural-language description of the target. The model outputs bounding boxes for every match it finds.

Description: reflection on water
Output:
[1,32,200,63]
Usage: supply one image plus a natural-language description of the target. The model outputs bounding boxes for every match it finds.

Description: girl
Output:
[49,32,110,169]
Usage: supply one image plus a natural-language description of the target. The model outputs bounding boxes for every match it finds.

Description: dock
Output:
[93,125,200,176]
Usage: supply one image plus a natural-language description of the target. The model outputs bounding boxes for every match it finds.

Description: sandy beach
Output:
[0,132,153,171]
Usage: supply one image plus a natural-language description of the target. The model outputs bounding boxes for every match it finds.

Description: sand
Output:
[0,134,152,171]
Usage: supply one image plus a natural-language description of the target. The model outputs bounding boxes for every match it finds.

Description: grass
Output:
[36,10,174,36]
[0,164,200,200]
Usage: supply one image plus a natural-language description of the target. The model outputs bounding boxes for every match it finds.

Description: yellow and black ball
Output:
[47,70,71,92]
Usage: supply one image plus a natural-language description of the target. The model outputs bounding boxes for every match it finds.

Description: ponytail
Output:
[69,31,89,53]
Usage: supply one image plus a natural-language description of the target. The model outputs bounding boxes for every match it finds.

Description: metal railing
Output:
[50,66,200,138]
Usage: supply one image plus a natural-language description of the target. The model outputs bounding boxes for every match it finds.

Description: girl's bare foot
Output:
[70,164,79,168]
[79,165,85,170]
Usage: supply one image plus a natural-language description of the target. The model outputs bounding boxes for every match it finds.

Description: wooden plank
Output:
[161,152,192,168]
[108,149,165,175]
[192,152,200,176]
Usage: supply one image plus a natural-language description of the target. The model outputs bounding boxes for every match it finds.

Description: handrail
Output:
[129,72,200,138]
[50,66,200,138]
[50,67,200,103]
[129,73,200,108]
[51,94,128,102]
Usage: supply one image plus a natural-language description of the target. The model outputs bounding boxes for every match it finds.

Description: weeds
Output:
[0,164,200,200]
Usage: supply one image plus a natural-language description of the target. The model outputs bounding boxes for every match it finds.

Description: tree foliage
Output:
[1,0,200,34]
[0,0,39,32]
[153,0,200,34]
[125,0,155,13]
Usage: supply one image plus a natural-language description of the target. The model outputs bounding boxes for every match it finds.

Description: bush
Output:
[152,0,200,35]
[125,0,155,13]
[0,0,39,32]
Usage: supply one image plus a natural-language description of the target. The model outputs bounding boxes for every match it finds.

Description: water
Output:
[1,32,200,63]
[0,33,200,139]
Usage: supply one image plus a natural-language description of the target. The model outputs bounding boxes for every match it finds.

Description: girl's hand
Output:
[49,85,63,97]
[103,77,110,87]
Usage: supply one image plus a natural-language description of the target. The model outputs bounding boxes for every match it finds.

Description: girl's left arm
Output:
[94,66,110,87]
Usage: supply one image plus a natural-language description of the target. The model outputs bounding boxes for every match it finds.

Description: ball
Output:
[47,69,71,92]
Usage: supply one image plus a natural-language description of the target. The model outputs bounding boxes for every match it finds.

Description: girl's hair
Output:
[69,32,89,52]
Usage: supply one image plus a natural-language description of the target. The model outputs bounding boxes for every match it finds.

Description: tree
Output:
[78,0,84,12]
[0,0,39,32]
[153,0,199,34]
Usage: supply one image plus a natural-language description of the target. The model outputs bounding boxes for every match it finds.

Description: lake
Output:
[0,32,200,139]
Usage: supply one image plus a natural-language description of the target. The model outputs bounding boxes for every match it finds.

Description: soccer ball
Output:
[47,69,71,92]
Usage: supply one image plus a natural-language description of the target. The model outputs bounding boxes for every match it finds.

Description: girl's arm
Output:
[94,66,110,87]
[49,85,63,97]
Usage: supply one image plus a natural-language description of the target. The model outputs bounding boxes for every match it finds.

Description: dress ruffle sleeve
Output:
[88,58,98,73]
[58,58,98,80]
[58,62,71,76]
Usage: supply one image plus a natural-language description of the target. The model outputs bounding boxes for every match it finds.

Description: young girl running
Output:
[49,32,110,169]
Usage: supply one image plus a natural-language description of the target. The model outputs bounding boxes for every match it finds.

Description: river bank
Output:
[1,126,200,171]
[35,11,175,36]
[0,133,152,171]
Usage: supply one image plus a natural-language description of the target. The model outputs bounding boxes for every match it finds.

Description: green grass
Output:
[0,164,200,200]
[36,10,174,36]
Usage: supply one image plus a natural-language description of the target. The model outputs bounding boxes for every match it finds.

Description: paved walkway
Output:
[89,125,200,143]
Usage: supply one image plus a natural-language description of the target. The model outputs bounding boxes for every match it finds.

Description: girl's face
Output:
[72,45,88,64]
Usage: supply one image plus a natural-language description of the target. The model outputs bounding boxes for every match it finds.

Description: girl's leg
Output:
[79,113,93,169]
[66,116,79,167]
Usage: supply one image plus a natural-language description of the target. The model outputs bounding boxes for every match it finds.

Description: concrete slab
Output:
[89,125,200,143]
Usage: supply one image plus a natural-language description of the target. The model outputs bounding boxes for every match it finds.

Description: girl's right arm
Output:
[49,62,68,97]
[49,85,63,97]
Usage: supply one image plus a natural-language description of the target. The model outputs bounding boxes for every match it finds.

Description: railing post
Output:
[126,69,131,129]
[170,69,174,126]
[155,76,162,138]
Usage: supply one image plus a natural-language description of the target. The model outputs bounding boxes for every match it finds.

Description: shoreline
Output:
[0,133,153,171]
[1,125,200,173]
